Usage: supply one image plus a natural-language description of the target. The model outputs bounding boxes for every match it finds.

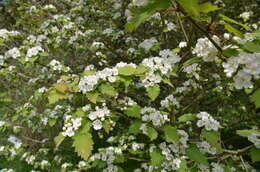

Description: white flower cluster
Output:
[0,169,14,172]
[239,11,252,21]
[25,155,36,165]
[61,115,82,137]
[88,106,110,130]
[160,95,180,108]
[223,52,260,89]
[0,55,4,66]
[183,63,201,74]
[26,46,44,58]
[196,112,220,131]
[89,147,123,172]
[0,29,20,39]
[117,96,137,110]
[49,60,63,71]
[158,143,182,171]
[248,132,260,148]
[211,163,224,172]
[131,142,145,151]
[197,141,216,155]
[141,107,169,127]
[193,36,220,62]
[79,62,136,93]
[179,41,187,48]
[138,38,158,51]
[141,50,180,87]
[132,0,148,7]
[91,41,105,50]
[5,47,21,59]
[0,120,6,127]
[7,136,22,149]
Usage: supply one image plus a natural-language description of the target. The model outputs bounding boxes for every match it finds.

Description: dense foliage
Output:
[0,0,260,171]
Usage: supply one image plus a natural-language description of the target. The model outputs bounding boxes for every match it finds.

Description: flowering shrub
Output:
[0,0,260,171]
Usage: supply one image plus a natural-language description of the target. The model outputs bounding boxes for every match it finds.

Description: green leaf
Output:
[125,0,171,32]
[163,125,180,144]
[236,129,257,137]
[78,121,92,134]
[199,2,220,13]
[147,126,158,141]
[134,65,148,75]
[243,41,260,53]
[99,83,117,97]
[86,92,99,104]
[177,160,188,172]
[176,0,200,18]
[202,130,223,154]
[103,120,111,133]
[162,77,173,87]
[186,144,209,166]
[54,82,69,94]
[181,57,202,70]
[222,22,244,38]
[219,14,251,31]
[146,84,160,101]
[124,105,141,118]
[48,89,68,104]
[252,29,260,38]
[250,147,260,162]
[222,48,239,57]
[150,148,164,166]
[178,113,196,122]
[118,66,136,76]
[54,133,65,148]
[73,108,85,118]
[72,132,94,160]
[251,89,260,108]
[129,120,142,134]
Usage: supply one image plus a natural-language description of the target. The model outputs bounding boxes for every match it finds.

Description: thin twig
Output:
[22,136,44,144]
[223,145,253,154]
[240,155,249,172]
[176,12,189,42]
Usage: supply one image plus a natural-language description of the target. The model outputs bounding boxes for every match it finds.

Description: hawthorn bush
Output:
[0,0,260,171]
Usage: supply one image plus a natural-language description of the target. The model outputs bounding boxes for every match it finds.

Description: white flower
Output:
[38,87,47,93]
[93,120,102,130]
[26,46,44,58]
[193,36,220,62]
[49,60,63,71]
[82,105,91,112]
[0,146,5,152]
[8,135,22,149]
[211,163,224,172]
[197,141,216,155]
[161,95,180,108]
[141,107,169,127]
[222,57,239,77]
[248,132,260,148]
[179,41,187,48]
[5,47,20,59]
[159,49,181,63]
[138,38,158,51]
[0,121,5,127]
[239,11,252,21]
[166,22,176,31]
[25,155,35,164]
[40,160,49,168]
[78,161,87,168]
[132,0,148,7]
[197,112,220,131]
[233,71,252,89]
[223,33,231,40]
